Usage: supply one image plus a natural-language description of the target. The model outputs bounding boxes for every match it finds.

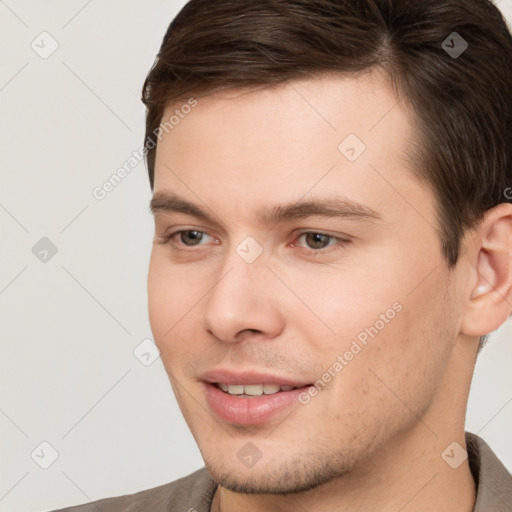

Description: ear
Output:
[460,203,512,336]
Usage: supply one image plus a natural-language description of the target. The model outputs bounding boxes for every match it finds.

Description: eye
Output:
[155,229,216,248]
[293,231,349,254]
[175,230,208,246]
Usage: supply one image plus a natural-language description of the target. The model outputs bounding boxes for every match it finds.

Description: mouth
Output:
[213,382,300,397]
[202,381,314,425]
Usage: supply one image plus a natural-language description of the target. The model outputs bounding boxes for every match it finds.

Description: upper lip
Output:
[200,368,313,388]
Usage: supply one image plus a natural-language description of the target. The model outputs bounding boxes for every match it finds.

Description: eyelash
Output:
[155,229,350,256]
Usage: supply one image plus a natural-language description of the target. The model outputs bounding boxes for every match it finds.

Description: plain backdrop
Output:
[0,1,511,511]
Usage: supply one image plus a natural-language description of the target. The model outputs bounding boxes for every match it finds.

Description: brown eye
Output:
[293,231,350,256]
[303,232,332,250]
[178,230,205,246]
[155,228,217,250]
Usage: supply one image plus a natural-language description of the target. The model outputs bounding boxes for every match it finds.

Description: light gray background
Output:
[1,1,511,511]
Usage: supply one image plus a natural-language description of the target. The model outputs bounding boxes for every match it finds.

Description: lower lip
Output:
[203,382,313,426]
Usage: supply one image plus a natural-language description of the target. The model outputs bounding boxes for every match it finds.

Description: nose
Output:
[202,251,285,344]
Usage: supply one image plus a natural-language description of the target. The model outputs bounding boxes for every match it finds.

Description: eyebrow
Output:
[149,191,384,227]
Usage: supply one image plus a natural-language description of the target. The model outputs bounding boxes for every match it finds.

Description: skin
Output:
[147,70,512,512]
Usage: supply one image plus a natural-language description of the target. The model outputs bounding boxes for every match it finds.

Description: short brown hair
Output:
[141,0,512,268]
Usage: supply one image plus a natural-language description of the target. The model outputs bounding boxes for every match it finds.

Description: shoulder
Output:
[51,467,217,512]
[466,432,512,511]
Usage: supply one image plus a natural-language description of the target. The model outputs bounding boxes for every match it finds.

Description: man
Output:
[54,0,512,510]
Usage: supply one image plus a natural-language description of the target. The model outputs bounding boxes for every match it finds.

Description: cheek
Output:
[147,255,196,353]
[289,267,400,355]
[339,279,454,420]
[307,262,447,393]
[147,261,171,339]
[311,311,423,443]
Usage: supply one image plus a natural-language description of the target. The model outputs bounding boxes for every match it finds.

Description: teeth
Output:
[242,384,262,395]
[216,383,297,396]
[224,384,243,394]
[263,384,281,394]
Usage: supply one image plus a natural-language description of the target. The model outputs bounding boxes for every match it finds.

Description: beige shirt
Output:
[52,432,512,511]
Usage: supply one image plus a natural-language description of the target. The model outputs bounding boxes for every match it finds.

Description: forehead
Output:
[152,71,427,226]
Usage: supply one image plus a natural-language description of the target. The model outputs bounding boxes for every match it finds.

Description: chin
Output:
[203,454,353,495]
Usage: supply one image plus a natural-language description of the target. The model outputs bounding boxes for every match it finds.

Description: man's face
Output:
[148,72,464,493]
